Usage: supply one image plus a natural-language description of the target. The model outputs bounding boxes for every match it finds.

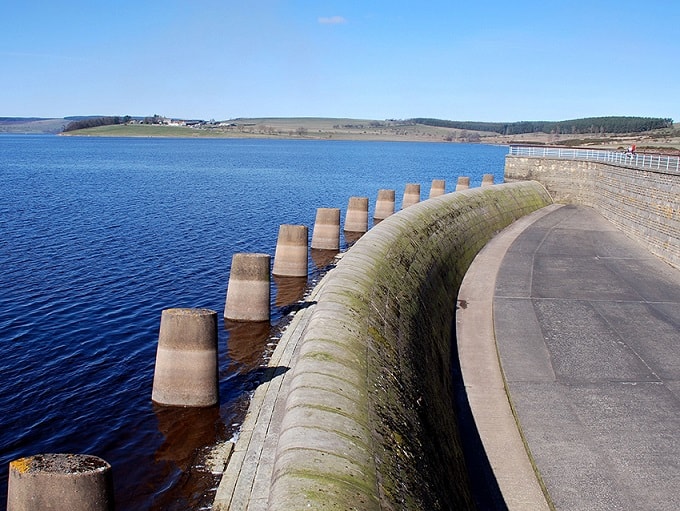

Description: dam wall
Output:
[265,182,552,510]
[505,154,680,268]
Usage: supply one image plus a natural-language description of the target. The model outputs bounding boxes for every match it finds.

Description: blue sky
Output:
[2,1,678,122]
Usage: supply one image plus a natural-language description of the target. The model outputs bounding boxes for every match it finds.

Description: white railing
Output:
[508,145,680,175]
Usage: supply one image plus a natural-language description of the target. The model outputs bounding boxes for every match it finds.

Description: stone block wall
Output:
[505,155,680,268]
[267,182,552,510]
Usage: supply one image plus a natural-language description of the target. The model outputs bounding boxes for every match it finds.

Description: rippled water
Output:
[0,135,506,509]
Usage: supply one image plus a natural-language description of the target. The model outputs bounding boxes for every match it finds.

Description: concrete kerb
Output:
[456,204,562,511]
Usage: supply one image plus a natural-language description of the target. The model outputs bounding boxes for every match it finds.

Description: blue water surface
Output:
[0,135,507,509]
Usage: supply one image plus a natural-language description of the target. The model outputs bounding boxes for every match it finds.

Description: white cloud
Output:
[318,16,347,25]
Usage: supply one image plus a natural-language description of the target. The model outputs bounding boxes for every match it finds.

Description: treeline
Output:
[411,116,674,135]
[63,116,131,132]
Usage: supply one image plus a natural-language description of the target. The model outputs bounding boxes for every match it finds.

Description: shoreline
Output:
[57,124,680,154]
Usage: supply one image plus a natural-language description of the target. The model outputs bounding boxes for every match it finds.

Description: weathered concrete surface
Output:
[8,454,114,511]
[152,308,219,407]
[493,205,680,510]
[225,253,271,321]
[214,181,552,510]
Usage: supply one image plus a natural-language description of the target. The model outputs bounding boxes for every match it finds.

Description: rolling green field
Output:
[39,116,680,153]
[59,118,493,143]
[59,124,223,138]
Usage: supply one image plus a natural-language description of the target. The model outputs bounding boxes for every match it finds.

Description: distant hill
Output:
[0,117,69,134]
[0,116,145,134]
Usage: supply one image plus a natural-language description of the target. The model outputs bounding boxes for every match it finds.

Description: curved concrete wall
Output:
[505,155,680,268]
[268,182,553,510]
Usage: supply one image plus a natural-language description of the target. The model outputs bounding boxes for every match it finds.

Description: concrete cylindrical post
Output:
[225,253,271,321]
[429,179,446,198]
[311,208,340,250]
[8,453,113,511]
[374,189,395,221]
[401,183,420,209]
[481,174,495,186]
[344,196,369,233]
[152,308,218,407]
[272,224,308,277]
[456,176,470,191]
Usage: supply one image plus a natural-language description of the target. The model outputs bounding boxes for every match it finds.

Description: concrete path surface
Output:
[492,205,680,510]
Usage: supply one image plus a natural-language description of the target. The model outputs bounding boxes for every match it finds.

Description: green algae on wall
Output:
[268,182,553,511]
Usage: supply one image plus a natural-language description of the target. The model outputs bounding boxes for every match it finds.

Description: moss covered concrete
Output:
[267,182,552,510]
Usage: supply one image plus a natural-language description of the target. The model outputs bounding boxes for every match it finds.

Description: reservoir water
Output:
[0,135,506,509]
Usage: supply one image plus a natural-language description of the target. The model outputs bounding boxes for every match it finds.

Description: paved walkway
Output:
[215,204,680,510]
[490,205,680,510]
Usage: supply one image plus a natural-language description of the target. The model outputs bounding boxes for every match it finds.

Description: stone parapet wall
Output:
[505,155,680,268]
[267,182,552,510]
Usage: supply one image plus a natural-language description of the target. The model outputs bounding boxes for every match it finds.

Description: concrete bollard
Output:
[401,183,420,209]
[272,224,308,278]
[481,174,495,186]
[374,189,395,222]
[225,253,271,321]
[344,196,369,233]
[429,179,446,198]
[8,453,114,511]
[152,308,218,407]
[311,207,340,250]
[456,176,470,191]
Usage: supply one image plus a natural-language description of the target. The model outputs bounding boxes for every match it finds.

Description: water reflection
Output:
[343,230,363,246]
[147,404,226,510]
[311,248,337,269]
[273,276,307,307]
[225,320,272,370]
[153,405,222,471]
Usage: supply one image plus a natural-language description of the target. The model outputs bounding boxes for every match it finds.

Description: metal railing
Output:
[508,145,680,175]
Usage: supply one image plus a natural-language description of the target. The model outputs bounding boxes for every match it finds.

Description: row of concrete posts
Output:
[151,174,495,407]
[223,174,491,321]
[6,174,495,509]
